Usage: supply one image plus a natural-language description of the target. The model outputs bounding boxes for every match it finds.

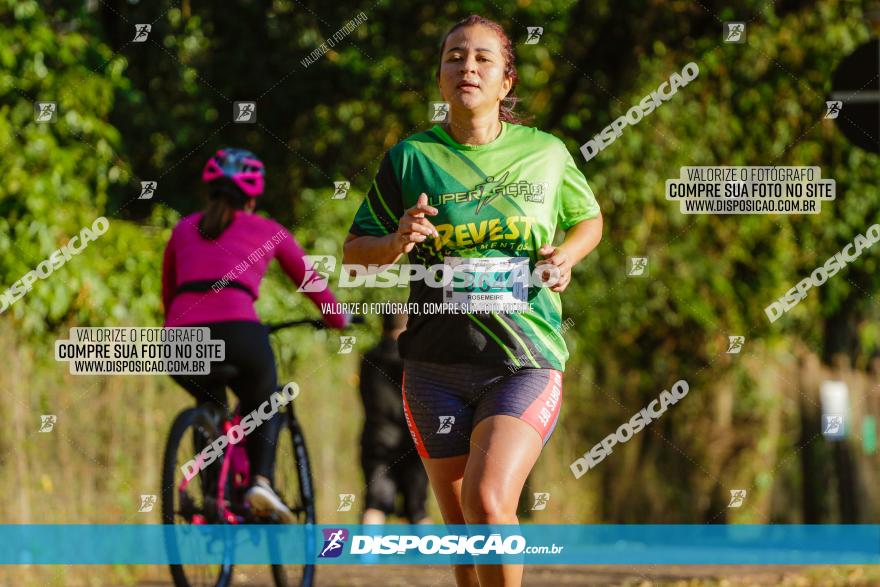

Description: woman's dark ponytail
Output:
[199,178,249,240]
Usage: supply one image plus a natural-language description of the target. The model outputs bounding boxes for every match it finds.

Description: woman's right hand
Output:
[394,193,439,254]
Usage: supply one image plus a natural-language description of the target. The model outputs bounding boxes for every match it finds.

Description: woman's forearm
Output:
[343,233,404,267]
[557,213,603,266]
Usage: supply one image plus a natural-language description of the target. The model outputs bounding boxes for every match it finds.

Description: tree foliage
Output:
[1,0,878,521]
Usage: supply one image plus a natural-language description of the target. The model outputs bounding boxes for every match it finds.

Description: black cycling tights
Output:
[172,320,281,483]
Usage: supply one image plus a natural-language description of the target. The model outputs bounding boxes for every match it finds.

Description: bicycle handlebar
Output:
[266,314,365,334]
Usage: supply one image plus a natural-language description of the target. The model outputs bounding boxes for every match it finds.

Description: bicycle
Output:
[161,317,360,587]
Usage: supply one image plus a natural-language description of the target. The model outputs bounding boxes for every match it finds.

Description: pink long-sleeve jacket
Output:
[162,210,346,328]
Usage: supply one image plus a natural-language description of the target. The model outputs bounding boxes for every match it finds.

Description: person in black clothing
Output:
[360,313,430,524]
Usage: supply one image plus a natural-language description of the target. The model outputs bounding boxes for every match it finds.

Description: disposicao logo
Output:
[319,528,349,558]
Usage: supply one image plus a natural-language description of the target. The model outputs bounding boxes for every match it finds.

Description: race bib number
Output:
[443,256,530,313]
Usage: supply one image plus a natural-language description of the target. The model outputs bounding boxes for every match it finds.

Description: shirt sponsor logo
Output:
[432,216,537,250]
[432,172,548,211]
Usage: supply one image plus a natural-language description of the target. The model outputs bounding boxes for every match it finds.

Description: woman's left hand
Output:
[536,244,573,293]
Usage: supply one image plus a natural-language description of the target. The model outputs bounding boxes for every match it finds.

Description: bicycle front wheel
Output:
[269,405,316,587]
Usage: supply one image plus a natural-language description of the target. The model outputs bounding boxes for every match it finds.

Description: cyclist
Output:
[343,15,602,587]
[359,312,430,525]
[163,147,348,522]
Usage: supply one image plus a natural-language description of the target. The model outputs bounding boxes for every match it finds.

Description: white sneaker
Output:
[245,479,295,523]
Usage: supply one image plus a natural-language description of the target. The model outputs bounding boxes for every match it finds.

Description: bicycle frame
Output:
[177,409,253,525]
[217,412,252,524]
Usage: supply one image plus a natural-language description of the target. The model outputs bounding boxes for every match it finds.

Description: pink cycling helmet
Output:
[202,148,265,197]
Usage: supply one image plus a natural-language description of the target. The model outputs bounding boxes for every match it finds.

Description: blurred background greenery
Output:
[1,0,880,584]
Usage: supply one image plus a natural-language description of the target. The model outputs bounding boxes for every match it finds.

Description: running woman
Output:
[163,148,348,522]
[343,15,602,587]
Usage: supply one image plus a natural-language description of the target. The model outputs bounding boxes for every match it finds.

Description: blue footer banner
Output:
[2,524,879,565]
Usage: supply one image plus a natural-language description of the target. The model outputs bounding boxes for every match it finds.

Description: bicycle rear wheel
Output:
[269,404,316,587]
[161,406,234,587]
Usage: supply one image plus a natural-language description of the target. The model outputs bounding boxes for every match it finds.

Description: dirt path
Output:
[135,564,811,586]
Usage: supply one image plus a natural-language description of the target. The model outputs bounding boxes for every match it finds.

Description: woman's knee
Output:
[461,482,517,524]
